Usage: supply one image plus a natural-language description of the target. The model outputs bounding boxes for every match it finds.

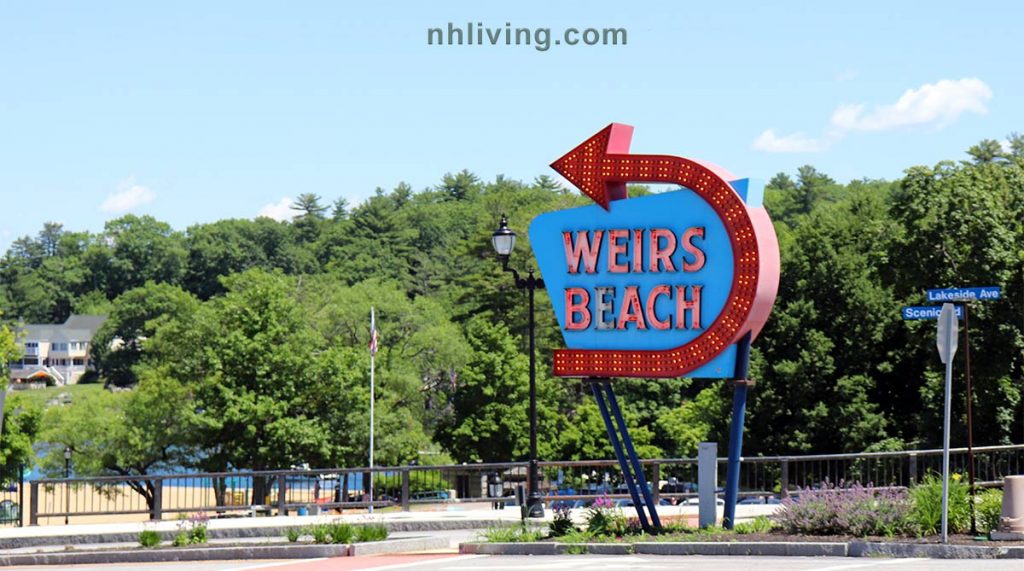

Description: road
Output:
[3,553,1021,571]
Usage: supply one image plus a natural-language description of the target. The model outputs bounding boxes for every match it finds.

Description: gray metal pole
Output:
[369,307,375,515]
[941,315,954,544]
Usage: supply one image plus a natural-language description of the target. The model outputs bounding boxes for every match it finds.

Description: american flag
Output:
[369,307,379,356]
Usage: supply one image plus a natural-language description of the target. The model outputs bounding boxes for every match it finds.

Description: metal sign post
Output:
[937,303,959,544]
[926,285,999,536]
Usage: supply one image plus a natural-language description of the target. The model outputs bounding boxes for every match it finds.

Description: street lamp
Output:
[64,446,72,525]
[491,214,545,518]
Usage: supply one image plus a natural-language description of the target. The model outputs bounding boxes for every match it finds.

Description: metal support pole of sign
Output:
[940,306,955,544]
[964,303,976,535]
[589,380,651,533]
[604,382,661,529]
[723,332,753,530]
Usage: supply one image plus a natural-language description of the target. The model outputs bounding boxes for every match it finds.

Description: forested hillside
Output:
[2,137,1023,478]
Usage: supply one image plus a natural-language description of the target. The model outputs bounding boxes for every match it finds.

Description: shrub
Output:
[172,511,210,546]
[138,529,161,548]
[976,489,1003,535]
[325,522,354,544]
[286,528,301,542]
[775,482,912,536]
[479,524,546,542]
[354,523,389,542]
[908,473,970,536]
[584,495,627,537]
[548,504,576,537]
[734,516,775,534]
[189,523,208,545]
[310,524,332,544]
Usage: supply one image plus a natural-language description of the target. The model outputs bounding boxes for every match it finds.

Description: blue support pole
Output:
[603,382,661,529]
[589,380,651,532]
[723,332,753,530]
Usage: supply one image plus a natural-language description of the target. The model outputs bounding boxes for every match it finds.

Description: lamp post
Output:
[64,446,72,525]
[491,214,545,518]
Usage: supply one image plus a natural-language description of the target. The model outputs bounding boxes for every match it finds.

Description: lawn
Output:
[9,382,106,410]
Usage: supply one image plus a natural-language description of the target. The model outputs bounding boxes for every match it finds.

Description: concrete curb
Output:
[460,541,1024,559]
[0,536,451,567]
[351,536,454,555]
[0,519,497,550]
[461,543,634,555]
[634,542,847,557]
[848,540,1024,559]
[0,544,352,567]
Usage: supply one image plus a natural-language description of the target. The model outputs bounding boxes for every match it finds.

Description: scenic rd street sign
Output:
[902,305,963,321]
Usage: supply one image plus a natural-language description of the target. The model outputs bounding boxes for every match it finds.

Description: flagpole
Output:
[369,306,375,515]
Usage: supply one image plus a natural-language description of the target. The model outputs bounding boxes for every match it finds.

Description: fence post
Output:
[780,459,790,498]
[277,475,287,516]
[401,469,410,512]
[908,452,918,486]
[18,464,24,528]
[29,481,38,526]
[150,479,163,521]
[650,462,660,506]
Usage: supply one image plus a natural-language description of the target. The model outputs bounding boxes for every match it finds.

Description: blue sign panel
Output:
[902,305,963,320]
[529,184,758,378]
[926,286,1001,302]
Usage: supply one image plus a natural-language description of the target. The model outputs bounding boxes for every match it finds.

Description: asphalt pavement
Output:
[2,553,1023,571]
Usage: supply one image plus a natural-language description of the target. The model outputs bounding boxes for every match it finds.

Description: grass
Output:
[478,524,547,543]
[11,383,105,410]
[297,522,389,545]
[137,530,161,548]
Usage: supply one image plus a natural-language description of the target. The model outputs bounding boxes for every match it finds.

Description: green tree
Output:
[84,215,186,298]
[434,317,531,462]
[148,269,346,473]
[91,282,199,387]
[39,373,194,510]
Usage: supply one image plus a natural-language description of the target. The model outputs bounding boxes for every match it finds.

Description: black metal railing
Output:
[24,444,1024,525]
[0,463,24,527]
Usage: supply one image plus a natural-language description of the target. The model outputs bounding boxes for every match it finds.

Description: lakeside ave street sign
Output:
[529,124,780,379]
[927,286,1001,302]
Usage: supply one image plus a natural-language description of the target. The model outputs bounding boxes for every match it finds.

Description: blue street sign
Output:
[926,286,1001,302]
[902,305,963,320]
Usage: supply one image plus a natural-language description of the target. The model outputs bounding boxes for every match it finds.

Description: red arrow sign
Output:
[546,123,780,378]
[551,123,740,210]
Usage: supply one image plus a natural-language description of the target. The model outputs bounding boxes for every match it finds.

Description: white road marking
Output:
[441,557,667,570]
[808,558,928,571]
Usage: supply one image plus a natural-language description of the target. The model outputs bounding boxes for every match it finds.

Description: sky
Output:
[2,1,1022,252]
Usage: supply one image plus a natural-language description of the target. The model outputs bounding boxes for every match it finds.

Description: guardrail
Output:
[24,444,1024,525]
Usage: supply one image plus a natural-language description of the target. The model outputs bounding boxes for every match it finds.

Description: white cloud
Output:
[753,78,992,153]
[829,78,991,132]
[752,129,832,153]
[100,178,156,213]
[257,197,295,221]
[1000,139,1013,155]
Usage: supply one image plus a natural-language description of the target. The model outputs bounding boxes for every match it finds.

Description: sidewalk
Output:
[0,503,778,549]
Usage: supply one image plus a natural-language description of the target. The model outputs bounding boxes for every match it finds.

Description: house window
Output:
[10,360,22,369]
[23,357,38,365]
[73,358,84,366]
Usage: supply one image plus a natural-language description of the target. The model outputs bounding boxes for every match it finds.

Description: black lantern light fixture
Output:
[491,214,545,518]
